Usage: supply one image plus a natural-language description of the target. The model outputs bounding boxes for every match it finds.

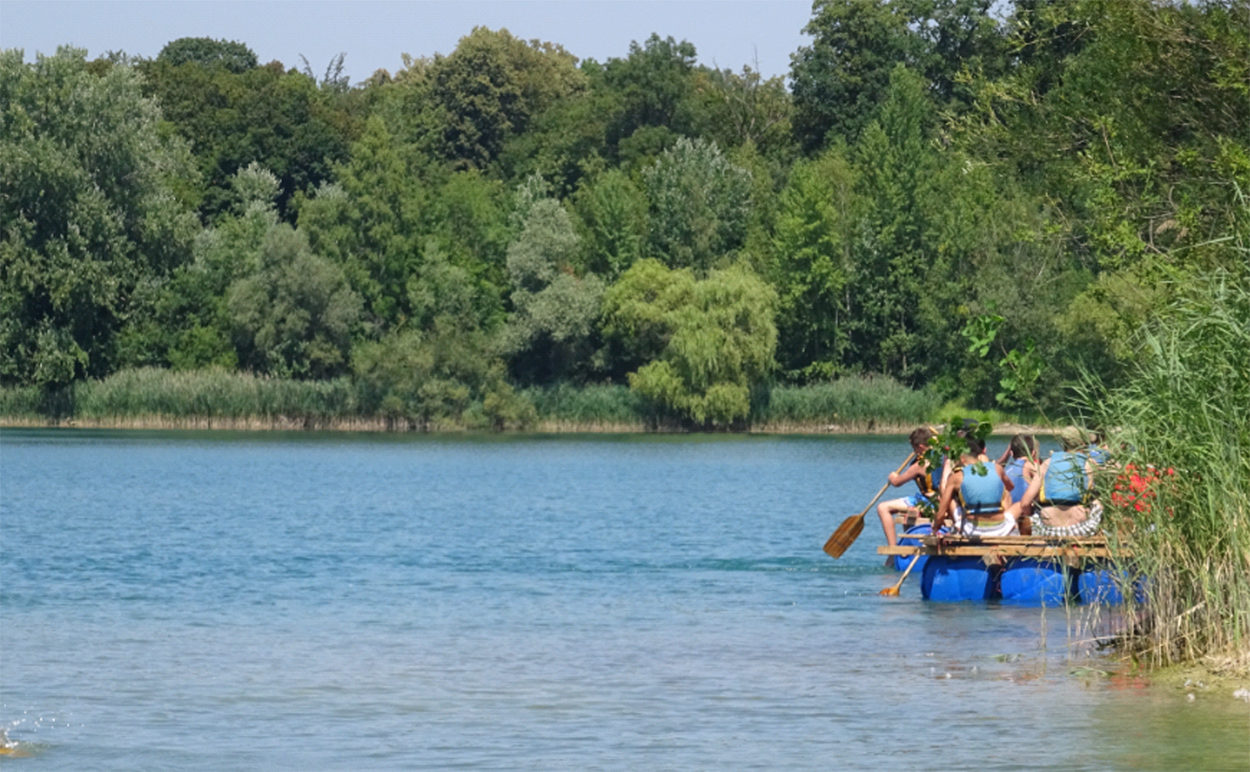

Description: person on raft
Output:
[995,433,1039,505]
[875,427,942,552]
[1018,428,1103,537]
[932,433,1025,537]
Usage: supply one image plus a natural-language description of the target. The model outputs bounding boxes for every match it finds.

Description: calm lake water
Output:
[2,429,1247,770]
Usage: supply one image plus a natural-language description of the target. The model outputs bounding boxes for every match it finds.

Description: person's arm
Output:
[888,461,924,487]
[1019,460,1048,510]
[998,462,1014,493]
[934,470,960,533]
[995,446,1012,466]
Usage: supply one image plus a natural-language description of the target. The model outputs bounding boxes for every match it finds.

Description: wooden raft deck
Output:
[878,534,1125,560]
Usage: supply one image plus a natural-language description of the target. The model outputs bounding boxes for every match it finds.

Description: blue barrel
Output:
[893,525,944,572]
[1000,558,1074,606]
[1079,567,1147,606]
[921,556,996,602]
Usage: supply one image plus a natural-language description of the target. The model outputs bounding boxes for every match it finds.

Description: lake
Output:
[1,429,1246,770]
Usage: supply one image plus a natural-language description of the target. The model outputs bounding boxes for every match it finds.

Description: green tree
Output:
[422,27,587,170]
[642,137,754,273]
[791,0,1001,151]
[156,37,258,72]
[601,259,777,427]
[571,168,649,280]
[140,56,354,221]
[352,322,534,430]
[502,190,605,382]
[847,64,942,381]
[770,148,860,379]
[0,47,199,387]
[227,223,362,379]
[297,115,429,329]
[599,34,699,156]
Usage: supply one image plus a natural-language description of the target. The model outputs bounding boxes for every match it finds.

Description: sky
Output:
[1,1,817,83]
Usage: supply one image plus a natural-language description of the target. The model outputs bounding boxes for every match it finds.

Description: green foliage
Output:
[352,323,533,429]
[753,375,939,427]
[599,34,699,155]
[157,37,258,72]
[422,27,587,170]
[227,224,362,378]
[689,66,795,160]
[297,116,428,328]
[502,192,605,382]
[0,47,199,388]
[522,382,645,426]
[642,137,753,273]
[792,0,1002,151]
[139,55,354,221]
[571,169,648,279]
[602,259,777,427]
[770,148,858,378]
[74,367,361,421]
[1080,258,1250,666]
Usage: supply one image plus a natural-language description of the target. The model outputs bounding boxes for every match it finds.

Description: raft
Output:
[880,534,1141,606]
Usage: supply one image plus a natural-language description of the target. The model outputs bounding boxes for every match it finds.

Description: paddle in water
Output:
[880,552,921,596]
[823,453,915,558]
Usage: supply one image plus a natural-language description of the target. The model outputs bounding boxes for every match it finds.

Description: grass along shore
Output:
[0,368,970,434]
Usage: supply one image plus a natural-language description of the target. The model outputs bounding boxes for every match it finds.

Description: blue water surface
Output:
[1,429,1246,770]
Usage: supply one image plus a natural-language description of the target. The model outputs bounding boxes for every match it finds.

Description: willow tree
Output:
[0,47,199,387]
[602,259,777,427]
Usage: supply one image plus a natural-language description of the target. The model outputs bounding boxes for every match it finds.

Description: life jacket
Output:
[1004,457,1028,504]
[959,461,1005,516]
[1040,451,1089,506]
[914,461,942,499]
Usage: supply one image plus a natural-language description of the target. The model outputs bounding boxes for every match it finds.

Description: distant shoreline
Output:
[0,416,1055,436]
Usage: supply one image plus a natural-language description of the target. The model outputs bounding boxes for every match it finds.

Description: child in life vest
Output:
[875,427,943,555]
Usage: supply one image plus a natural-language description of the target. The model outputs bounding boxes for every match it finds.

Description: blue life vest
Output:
[1004,458,1028,504]
[960,462,1005,516]
[915,462,942,499]
[1040,452,1089,506]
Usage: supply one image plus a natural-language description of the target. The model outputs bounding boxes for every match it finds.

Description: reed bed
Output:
[3,370,946,435]
[522,383,648,427]
[73,368,363,423]
[1087,267,1250,669]
[752,375,941,430]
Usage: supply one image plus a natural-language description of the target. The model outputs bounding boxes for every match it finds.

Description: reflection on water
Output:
[1,429,1247,771]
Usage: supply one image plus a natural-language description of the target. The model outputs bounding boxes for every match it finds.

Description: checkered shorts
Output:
[1031,500,1103,537]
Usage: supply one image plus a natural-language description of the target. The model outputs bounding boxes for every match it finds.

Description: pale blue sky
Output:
[1,1,816,83]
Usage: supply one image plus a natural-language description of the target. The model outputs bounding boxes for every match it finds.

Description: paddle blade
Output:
[879,586,901,596]
[823,514,865,558]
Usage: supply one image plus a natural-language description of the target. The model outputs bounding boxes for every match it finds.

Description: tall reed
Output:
[523,383,651,430]
[752,374,940,431]
[73,368,362,423]
[1084,267,1250,668]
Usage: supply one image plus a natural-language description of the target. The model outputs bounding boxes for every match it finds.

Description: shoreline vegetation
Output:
[1,367,1026,435]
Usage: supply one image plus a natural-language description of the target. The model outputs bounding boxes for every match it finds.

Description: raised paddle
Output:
[822,454,915,558]
[880,552,921,596]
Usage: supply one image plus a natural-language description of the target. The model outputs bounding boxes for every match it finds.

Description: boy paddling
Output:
[876,428,942,554]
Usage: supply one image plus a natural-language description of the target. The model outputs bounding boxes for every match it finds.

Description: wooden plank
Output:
[878,545,1121,559]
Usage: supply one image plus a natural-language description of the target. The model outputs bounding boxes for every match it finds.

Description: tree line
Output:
[2,0,1247,428]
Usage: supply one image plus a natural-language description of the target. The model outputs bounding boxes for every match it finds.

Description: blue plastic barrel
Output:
[1079,566,1147,605]
[1000,558,1073,606]
[893,525,944,572]
[921,556,996,602]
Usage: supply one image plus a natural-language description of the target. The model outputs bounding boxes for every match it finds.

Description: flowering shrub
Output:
[1110,463,1176,515]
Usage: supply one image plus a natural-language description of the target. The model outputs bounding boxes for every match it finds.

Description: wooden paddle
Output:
[822,454,915,558]
[880,553,921,596]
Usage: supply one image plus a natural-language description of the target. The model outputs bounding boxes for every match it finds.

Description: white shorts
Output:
[957,513,1018,537]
